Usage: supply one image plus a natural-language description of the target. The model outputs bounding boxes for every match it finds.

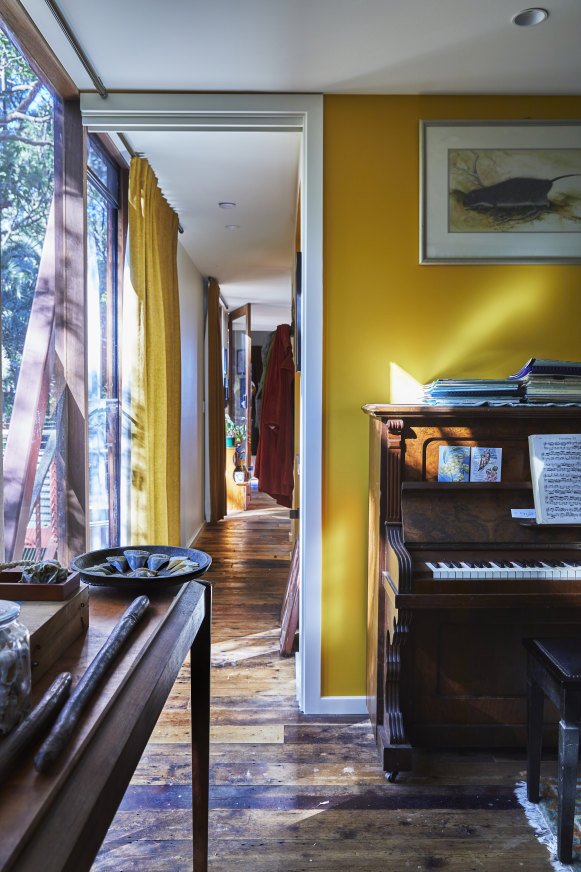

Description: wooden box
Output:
[0,569,81,601]
[18,585,90,685]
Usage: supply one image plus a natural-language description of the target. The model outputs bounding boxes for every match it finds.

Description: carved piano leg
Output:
[377,596,413,779]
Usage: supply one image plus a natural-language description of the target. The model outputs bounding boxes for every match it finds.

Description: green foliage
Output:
[225,412,246,442]
[0,27,54,420]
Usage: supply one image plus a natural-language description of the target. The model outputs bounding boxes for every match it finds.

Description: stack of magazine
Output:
[421,378,523,406]
[420,359,581,406]
[508,358,581,403]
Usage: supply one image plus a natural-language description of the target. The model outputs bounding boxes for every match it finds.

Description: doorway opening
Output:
[80,93,325,714]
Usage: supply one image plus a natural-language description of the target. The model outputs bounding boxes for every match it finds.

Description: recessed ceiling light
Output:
[219,201,237,209]
[512,7,548,26]
[225,224,240,230]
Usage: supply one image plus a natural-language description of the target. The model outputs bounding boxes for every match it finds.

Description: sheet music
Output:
[529,433,581,524]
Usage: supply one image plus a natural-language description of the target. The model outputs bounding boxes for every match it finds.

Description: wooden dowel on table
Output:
[0,672,72,783]
[34,595,150,773]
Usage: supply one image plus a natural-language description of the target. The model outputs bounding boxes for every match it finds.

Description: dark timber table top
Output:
[0,580,211,872]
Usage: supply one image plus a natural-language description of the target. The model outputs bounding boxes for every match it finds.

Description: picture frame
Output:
[419,120,581,264]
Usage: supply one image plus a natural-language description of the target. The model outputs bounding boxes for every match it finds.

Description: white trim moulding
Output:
[79,92,331,714]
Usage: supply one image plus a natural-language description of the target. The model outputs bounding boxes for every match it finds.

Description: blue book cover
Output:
[509,358,581,379]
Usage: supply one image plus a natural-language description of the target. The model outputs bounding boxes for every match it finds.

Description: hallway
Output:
[93,493,555,872]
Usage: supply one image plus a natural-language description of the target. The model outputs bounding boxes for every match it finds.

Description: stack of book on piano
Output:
[509,358,581,403]
[421,378,523,405]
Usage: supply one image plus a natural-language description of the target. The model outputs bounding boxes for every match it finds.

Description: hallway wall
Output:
[177,243,205,545]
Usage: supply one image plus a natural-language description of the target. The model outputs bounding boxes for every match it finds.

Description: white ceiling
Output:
[126,129,301,331]
[16,0,581,329]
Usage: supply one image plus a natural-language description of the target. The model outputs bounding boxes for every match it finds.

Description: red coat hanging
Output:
[254,324,294,508]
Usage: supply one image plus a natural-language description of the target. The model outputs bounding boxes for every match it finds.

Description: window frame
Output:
[86,132,128,549]
[0,5,128,563]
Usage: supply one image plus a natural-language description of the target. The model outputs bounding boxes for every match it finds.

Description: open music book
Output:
[529,433,581,524]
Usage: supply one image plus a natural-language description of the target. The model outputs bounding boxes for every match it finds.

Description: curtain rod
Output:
[208,277,228,310]
[44,0,108,98]
[117,134,184,234]
[42,2,185,235]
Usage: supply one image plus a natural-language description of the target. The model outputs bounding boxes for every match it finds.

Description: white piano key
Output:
[560,561,581,579]
[489,561,516,579]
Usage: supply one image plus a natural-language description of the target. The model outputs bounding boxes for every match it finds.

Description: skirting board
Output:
[294,654,367,715]
[188,521,207,549]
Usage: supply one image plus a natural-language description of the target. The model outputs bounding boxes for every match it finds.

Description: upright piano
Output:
[362,403,581,779]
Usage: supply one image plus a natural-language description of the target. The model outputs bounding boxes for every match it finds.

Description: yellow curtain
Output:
[207,278,226,523]
[128,157,181,544]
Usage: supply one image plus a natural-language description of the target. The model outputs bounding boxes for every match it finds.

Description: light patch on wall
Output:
[389,362,422,403]
[420,273,550,381]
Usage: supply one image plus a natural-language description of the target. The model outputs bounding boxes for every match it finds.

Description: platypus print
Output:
[463,173,580,209]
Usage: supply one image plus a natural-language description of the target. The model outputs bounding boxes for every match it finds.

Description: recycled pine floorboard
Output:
[92,489,557,872]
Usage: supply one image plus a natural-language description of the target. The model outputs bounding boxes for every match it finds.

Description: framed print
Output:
[420,120,581,263]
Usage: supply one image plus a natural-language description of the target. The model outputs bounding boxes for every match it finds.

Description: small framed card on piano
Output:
[470,447,502,482]
[438,446,470,481]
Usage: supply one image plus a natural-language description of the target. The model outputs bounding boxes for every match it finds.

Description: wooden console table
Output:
[0,579,211,872]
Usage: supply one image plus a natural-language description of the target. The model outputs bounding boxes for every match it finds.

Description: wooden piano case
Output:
[362,403,581,777]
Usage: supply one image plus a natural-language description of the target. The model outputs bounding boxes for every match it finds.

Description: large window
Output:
[86,137,121,549]
[1,16,127,564]
[0,25,64,562]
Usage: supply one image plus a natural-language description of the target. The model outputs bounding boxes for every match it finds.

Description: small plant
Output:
[225,413,246,444]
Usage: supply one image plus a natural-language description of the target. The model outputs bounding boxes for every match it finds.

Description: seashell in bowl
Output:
[166,558,201,575]
[91,562,116,574]
[147,553,170,571]
[106,555,129,573]
[128,568,157,578]
[124,549,149,570]
[87,563,115,575]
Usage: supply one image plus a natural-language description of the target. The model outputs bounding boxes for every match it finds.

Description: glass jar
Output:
[0,600,31,736]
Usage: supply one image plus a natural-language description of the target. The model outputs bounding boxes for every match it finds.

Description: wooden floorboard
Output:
[93,489,555,872]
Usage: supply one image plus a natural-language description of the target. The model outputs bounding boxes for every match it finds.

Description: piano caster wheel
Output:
[386,770,399,783]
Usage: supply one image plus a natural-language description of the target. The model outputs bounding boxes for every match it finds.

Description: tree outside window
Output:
[0,25,63,562]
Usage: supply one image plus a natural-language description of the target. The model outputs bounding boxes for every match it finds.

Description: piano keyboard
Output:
[426,559,581,580]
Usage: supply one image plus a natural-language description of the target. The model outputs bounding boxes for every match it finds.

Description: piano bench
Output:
[523,637,581,864]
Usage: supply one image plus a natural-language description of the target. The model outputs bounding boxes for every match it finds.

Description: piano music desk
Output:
[363,403,581,778]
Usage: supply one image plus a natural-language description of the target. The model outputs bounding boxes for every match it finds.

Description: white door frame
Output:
[80,92,338,713]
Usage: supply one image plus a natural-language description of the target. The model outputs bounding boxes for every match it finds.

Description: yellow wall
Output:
[322,95,581,697]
